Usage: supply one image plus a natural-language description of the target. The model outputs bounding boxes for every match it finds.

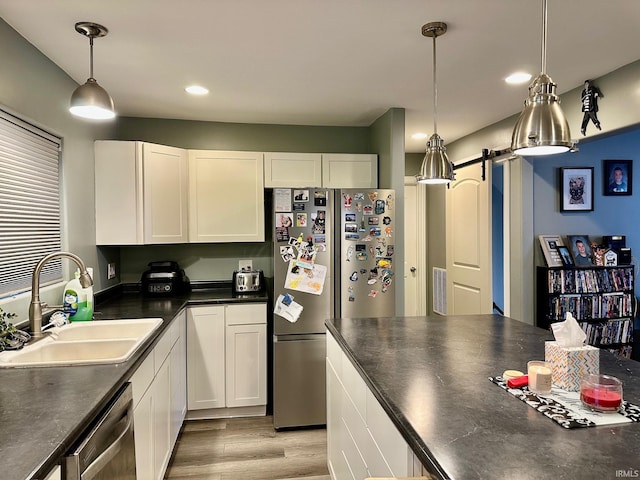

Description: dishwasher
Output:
[63,383,136,480]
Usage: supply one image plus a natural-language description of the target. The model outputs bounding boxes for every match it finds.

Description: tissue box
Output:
[544,341,599,391]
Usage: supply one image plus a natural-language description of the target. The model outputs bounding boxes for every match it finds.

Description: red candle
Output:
[580,388,622,409]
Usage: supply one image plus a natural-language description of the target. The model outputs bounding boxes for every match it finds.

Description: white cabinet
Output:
[264,152,322,187]
[322,153,377,188]
[326,331,417,479]
[130,312,186,480]
[186,305,226,410]
[170,310,187,446]
[225,312,267,407]
[188,150,265,242]
[187,303,267,418]
[264,152,377,188]
[95,141,188,245]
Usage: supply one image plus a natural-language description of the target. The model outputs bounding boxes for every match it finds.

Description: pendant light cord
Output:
[541,0,547,75]
[89,36,95,79]
[432,33,438,135]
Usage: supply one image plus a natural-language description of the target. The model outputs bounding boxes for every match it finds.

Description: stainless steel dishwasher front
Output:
[63,382,136,480]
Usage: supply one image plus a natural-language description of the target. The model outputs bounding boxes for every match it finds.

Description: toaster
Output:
[232,269,264,294]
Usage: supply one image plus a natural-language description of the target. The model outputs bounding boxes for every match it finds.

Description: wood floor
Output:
[164,416,331,480]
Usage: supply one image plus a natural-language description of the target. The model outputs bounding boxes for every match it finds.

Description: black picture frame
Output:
[567,235,594,266]
[603,160,632,196]
[560,167,594,212]
[556,246,574,266]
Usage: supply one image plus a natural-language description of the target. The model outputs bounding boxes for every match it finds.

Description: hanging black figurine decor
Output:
[580,80,603,135]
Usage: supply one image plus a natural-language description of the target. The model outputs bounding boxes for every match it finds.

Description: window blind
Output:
[0,108,62,297]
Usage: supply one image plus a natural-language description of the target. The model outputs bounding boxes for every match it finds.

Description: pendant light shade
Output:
[418,133,453,184]
[511,0,570,155]
[69,22,115,120]
[416,22,454,184]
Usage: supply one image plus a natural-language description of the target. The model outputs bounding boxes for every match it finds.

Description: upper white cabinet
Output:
[322,153,378,188]
[264,152,378,188]
[264,152,322,188]
[188,150,265,242]
[95,141,188,245]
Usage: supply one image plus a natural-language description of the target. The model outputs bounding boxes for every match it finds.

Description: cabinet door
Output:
[225,323,266,407]
[133,387,154,480]
[264,152,322,187]
[95,140,144,245]
[142,143,189,244]
[188,150,265,242]
[187,306,226,410]
[170,311,187,446]
[322,153,378,188]
[154,356,172,480]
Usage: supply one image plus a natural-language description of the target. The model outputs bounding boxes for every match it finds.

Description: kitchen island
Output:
[326,315,640,480]
[0,285,267,480]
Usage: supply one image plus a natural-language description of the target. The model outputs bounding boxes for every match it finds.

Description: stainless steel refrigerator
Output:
[338,188,396,318]
[272,188,333,429]
[272,187,395,429]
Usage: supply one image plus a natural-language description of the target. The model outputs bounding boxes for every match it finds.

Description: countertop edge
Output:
[325,319,449,479]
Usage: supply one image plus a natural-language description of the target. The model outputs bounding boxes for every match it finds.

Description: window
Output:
[0,108,62,297]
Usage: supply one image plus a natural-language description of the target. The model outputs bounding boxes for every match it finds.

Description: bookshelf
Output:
[536,265,636,359]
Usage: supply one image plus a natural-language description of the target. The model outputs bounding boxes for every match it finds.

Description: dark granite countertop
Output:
[1,286,268,480]
[326,315,640,480]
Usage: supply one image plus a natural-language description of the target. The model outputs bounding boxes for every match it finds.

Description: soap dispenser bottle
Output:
[62,268,94,321]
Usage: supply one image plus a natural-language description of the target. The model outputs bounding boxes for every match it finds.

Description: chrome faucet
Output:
[29,252,93,339]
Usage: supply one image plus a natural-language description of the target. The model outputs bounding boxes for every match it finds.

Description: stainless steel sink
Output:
[0,318,163,367]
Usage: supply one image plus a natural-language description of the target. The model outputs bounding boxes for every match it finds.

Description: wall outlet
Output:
[238,259,253,271]
[107,263,116,280]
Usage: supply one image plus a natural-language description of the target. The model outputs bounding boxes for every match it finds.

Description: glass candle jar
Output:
[528,360,552,395]
[580,374,623,412]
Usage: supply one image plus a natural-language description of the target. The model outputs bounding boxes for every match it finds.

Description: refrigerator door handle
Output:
[273,333,325,342]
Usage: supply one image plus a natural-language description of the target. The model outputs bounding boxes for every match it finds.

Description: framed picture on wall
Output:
[603,160,632,196]
[560,167,594,212]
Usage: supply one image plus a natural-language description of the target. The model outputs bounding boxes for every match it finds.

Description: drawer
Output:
[225,303,266,326]
[130,352,154,408]
[153,325,172,374]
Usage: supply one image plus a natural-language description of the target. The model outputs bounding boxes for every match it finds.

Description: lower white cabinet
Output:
[187,303,267,418]
[130,311,186,480]
[326,330,422,479]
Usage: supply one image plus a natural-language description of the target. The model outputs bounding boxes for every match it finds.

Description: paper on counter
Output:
[274,293,303,323]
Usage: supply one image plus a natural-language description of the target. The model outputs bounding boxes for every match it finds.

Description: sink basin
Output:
[51,318,162,341]
[2,339,139,366]
[0,318,163,368]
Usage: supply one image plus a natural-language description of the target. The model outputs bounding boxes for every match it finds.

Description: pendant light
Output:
[69,22,116,120]
[511,0,570,155]
[417,22,454,184]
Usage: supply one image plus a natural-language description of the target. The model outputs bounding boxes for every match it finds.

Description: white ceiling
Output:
[2,0,640,153]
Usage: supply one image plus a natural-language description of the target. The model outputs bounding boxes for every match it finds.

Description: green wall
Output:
[112,117,372,153]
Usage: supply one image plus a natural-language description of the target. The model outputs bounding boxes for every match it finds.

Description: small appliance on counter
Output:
[232,269,264,294]
[141,261,190,296]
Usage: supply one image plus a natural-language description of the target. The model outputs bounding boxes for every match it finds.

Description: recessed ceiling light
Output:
[412,133,428,140]
[505,72,532,84]
[185,85,209,95]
